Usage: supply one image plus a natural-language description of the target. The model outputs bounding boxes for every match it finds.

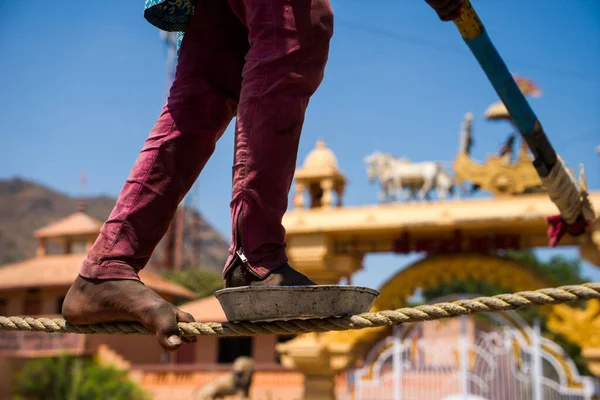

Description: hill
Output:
[0,177,229,272]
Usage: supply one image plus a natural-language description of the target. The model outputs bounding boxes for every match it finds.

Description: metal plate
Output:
[214,285,380,322]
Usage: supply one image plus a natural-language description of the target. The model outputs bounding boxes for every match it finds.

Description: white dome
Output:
[302,138,338,170]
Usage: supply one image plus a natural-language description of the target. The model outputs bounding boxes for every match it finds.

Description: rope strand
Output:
[1,282,598,337]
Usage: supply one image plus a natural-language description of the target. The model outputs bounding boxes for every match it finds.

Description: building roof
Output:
[282,191,600,247]
[0,253,197,299]
[178,295,227,323]
[34,212,103,239]
[301,138,339,171]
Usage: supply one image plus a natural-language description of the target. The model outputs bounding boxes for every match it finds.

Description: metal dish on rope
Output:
[214,285,380,322]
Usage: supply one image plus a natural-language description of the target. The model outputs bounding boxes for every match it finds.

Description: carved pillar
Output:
[304,375,336,400]
[293,182,306,209]
[334,181,345,207]
[277,333,353,400]
[320,179,334,209]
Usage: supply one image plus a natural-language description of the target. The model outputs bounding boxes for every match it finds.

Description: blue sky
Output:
[1,0,599,290]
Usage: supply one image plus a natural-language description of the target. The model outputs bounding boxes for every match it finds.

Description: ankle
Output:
[80,260,141,282]
[224,262,314,288]
[225,261,265,287]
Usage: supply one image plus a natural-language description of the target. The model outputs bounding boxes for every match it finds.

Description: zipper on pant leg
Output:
[228,203,261,279]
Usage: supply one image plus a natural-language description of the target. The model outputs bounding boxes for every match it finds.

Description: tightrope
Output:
[1,283,598,337]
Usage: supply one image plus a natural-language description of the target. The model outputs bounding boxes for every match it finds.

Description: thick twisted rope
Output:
[1,283,598,337]
[540,156,596,225]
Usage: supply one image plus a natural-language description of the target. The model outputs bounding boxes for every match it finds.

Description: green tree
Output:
[163,267,224,299]
[420,249,591,375]
[13,353,149,400]
[506,249,585,286]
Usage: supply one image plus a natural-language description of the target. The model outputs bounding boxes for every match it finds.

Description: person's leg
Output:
[222,0,334,286]
[62,0,250,350]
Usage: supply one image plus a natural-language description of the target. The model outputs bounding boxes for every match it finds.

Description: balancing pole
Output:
[452,0,596,245]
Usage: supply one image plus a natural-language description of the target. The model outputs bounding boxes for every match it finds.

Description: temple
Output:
[1,92,600,399]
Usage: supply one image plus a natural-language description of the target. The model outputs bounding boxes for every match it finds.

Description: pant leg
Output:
[223,0,334,278]
[81,0,250,281]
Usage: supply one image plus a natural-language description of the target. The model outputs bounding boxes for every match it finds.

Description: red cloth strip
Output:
[546,214,589,247]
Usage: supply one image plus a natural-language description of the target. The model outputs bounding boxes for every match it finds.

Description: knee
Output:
[165,85,235,141]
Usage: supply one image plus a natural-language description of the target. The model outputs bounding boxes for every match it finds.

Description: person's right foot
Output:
[62,275,197,351]
[225,262,315,288]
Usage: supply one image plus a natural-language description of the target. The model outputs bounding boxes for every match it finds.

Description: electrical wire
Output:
[336,19,600,84]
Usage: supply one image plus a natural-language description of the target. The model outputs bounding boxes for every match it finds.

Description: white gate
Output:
[349,297,595,400]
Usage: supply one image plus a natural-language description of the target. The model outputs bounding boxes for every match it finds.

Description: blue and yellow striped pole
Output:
[451,0,595,240]
[453,0,556,176]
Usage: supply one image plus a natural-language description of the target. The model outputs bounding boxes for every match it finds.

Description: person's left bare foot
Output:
[62,275,197,351]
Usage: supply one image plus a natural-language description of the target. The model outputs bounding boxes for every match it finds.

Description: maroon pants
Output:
[80,0,334,281]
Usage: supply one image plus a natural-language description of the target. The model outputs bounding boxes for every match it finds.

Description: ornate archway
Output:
[324,253,556,354]
[373,253,554,312]
[278,254,599,400]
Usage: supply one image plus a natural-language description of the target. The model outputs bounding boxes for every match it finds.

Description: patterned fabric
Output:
[144,0,196,32]
[144,0,195,51]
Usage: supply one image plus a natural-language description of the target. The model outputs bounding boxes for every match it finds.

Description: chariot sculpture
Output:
[366,77,548,202]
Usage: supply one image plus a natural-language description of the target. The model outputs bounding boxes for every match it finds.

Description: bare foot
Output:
[62,275,197,351]
[225,262,315,288]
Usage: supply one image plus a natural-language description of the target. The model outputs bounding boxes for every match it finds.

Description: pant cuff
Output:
[79,260,141,281]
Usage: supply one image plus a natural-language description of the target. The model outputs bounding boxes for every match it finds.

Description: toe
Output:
[146,304,184,351]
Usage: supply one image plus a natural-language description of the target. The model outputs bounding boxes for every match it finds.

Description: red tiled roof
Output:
[34,212,103,238]
[0,253,197,299]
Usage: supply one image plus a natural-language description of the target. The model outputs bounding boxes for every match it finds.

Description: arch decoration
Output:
[324,253,559,353]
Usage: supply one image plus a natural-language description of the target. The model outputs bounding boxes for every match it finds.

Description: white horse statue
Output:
[365,152,456,202]
[364,152,403,202]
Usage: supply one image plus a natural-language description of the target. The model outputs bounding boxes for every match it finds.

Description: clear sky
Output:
[1,0,599,290]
